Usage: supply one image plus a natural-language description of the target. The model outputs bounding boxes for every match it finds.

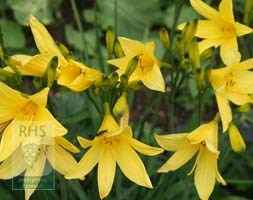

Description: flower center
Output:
[219,24,236,38]
[139,54,154,73]
[102,135,120,146]
[16,100,39,121]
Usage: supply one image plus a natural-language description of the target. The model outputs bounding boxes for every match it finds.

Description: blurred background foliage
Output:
[0,0,253,199]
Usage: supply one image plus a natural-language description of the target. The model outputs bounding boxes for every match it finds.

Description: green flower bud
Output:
[200,47,215,60]
[108,72,119,87]
[182,19,198,51]
[189,38,200,69]
[159,28,170,50]
[106,26,115,58]
[114,40,124,58]
[127,80,143,91]
[43,56,58,88]
[125,56,139,77]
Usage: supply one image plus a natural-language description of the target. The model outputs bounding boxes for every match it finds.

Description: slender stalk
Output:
[226,179,253,184]
[114,0,118,36]
[70,0,89,63]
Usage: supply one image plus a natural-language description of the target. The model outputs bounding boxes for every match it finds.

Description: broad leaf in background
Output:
[7,0,62,25]
[0,19,25,49]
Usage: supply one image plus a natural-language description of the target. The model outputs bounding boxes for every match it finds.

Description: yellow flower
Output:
[0,82,67,161]
[57,59,103,91]
[228,123,246,152]
[155,120,226,200]
[5,16,102,92]
[210,55,253,132]
[0,136,80,200]
[180,0,252,63]
[66,112,163,199]
[108,37,165,92]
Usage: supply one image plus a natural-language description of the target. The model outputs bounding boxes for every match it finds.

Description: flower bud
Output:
[57,42,74,61]
[127,80,143,91]
[114,40,124,58]
[125,56,139,77]
[243,0,253,25]
[200,47,215,60]
[159,28,170,50]
[182,19,198,51]
[113,92,128,118]
[120,74,129,89]
[106,26,115,58]
[228,123,246,152]
[108,72,119,87]
[43,56,58,88]
[189,38,200,69]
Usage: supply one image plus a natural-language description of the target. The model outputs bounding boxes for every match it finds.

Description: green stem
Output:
[168,92,175,132]
[70,0,89,63]
[114,0,118,36]
[226,179,253,184]
[85,90,102,115]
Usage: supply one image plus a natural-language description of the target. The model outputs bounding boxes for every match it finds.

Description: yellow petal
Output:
[142,63,165,92]
[198,39,222,54]
[65,75,94,92]
[29,15,67,67]
[195,20,224,39]
[154,133,188,151]
[129,137,163,156]
[215,163,226,185]
[77,136,94,148]
[29,87,49,107]
[215,92,232,132]
[113,140,152,188]
[145,41,155,54]
[34,107,67,136]
[0,123,22,162]
[24,150,46,200]
[0,148,26,179]
[98,114,120,133]
[118,37,144,56]
[12,54,32,66]
[194,147,216,200]
[210,67,230,90]
[235,22,252,36]
[19,53,55,77]
[228,123,246,152]
[56,136,80,153]
[157,144,199,173]
[108,56,130,73]
[47,143,78,176]
[98,147,116,199]
[66,141,104,179]
[220,37,239,66]
[205,121,219,153]
[225,91,253,105]
[0,83,28,123]
[219,0,234,23]
[231,58,253,70]
[190,0,221,21]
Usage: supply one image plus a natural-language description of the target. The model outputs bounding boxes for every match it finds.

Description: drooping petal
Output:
[220,36,238,66]
[215,92,232,132]
[113,141,152,188]
[142,63,165,92]
[118,37,144,56]
[154,133,188,151]
[129,137,163,156]
[194,147,217,200]
[228,123,246,152]
[157,144,199,173]
[0,123,22,162]
[235,22,252,37]
[66,141,104,179]
[34,107,67,137]
[98,147,116,199]
[0,148,26,179]
[77,136,94,148]
[29,87,49,107]
[190,0,221,21]
[56,137,80,153]
[46,144,79,176]
[29,15,67,67]
[219,0,234,23]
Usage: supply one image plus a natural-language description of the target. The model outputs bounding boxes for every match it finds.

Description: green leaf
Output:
[0,19,25,48]
[7,0,62,25]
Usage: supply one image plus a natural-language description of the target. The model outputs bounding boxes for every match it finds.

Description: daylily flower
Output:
[155,120,226,200]
[209,54,253,132]
[0,82,67,161]
[0,136,80,200]
[179,0,252,63]
[66,106,163,199]
[5,16,102,92]
[108,37,165,92]
[228,123,246,152]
